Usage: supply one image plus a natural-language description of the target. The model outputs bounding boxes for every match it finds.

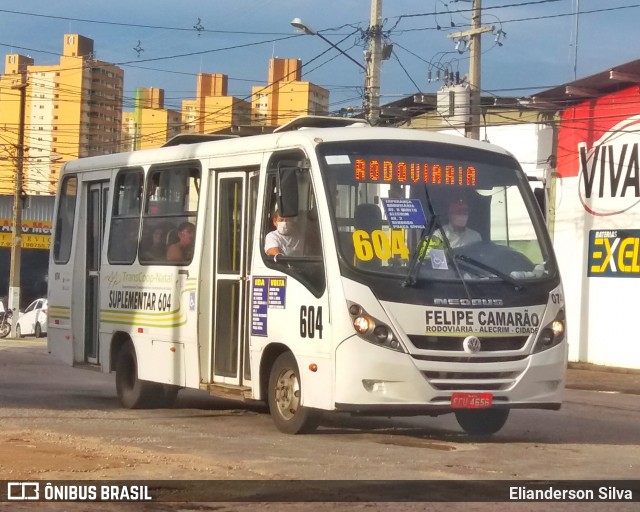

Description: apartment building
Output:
[252,58,329,127]
[181,73,251,134]
[0,34,123,195]
[122,87,182,151]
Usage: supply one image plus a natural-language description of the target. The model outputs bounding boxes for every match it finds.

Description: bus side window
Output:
[141,162,201,265]
[108,168,143,264]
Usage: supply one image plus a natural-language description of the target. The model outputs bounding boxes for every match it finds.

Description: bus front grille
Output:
[422,370,520,391]
[408,334,528,352]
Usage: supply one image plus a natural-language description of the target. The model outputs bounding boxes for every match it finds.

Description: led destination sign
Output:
[354,158,477,186]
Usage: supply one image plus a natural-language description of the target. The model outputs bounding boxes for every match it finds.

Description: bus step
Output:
[72,362,102,372]
[200,383,252,400]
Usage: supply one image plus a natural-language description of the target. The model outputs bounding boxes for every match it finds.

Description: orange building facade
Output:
[252,58,329,126]
[122,87,182,151]
[0,34,123,195]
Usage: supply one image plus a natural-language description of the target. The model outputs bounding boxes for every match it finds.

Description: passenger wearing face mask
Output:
[264,208,303,258]
[442,199,481,248]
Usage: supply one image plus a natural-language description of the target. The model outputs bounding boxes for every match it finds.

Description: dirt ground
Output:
[2,341,639,511]
[1,428,245,480]
[2,428,638,512]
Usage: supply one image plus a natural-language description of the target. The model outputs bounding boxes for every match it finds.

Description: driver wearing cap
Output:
[442,199,482,248]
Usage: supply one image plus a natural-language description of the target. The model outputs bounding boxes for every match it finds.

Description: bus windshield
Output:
[318,140,557,285]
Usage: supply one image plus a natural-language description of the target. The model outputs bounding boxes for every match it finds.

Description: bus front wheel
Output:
[115,343,159,409]
[454,408,510,436]
[268,352,318,434]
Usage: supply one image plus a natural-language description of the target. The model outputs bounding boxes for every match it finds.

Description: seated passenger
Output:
[166,222,195,262]
[141,225,168,261]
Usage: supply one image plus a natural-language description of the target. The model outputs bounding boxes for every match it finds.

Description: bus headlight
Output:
[533,310,565,353]
[353,315,374,334]
[348,302,405,353]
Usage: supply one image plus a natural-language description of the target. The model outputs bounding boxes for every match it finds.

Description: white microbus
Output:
[48,117,567,435]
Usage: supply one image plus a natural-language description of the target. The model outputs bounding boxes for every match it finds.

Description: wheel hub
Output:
[275,369,300,419]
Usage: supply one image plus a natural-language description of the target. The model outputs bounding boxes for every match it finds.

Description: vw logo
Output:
[463,336,482,354]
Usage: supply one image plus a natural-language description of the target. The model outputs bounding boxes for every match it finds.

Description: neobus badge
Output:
[434,298,504,306]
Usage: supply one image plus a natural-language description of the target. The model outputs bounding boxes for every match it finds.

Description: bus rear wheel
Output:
[115,343,160,409]
[454,408,510,436]
[268,352,318,434]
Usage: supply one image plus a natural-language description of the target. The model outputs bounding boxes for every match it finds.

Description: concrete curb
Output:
[566,362,640,395]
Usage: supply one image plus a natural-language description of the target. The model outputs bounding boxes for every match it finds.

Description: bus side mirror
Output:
[276,167,299,218]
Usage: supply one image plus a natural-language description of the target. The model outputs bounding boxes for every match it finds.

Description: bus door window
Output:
[108,169,143,264]
[261,153,325,298]
[141,163,201,265]
[53,176,78,264]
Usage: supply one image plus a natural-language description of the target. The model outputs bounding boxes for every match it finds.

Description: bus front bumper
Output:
[334,335,566,414]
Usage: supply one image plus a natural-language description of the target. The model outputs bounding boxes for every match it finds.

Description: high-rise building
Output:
[251,58,329,126]
[122,87,182,151]
[181,73,251,134]
[0,34,123,195]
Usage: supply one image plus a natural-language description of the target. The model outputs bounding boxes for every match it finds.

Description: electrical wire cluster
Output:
[0,1,637,160]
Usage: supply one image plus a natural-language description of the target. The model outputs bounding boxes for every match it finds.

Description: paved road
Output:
[1,338,639,511]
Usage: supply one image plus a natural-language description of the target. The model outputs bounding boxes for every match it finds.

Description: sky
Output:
[0,0,638,115]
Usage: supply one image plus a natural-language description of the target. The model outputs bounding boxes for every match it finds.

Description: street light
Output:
[290,18,366,72]
[291,11,382,125]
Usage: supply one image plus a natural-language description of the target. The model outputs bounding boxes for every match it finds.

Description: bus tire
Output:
[454,408,510,436]
[268,352,318,434]
[115,343,157,409]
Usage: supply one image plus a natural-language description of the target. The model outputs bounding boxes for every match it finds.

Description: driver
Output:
[264,208,303,258]
[442,199,481,248]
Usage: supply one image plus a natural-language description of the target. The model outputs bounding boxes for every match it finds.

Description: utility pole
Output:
[9,70,27,336]
[291,0,384,124]
[572,0,580,80]
[364,0,383,125]
[448,0,493,139]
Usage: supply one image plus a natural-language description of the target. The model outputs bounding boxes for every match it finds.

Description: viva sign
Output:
[578,115,640,216]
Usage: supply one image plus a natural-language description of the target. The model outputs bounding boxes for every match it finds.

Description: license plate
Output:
[451,392,493,409]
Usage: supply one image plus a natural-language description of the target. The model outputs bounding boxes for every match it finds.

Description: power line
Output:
[0,8,292,35]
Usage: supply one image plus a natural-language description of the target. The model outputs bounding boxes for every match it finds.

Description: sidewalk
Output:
[566,362,640,395]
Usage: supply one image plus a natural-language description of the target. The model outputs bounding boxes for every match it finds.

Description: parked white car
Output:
[16,298,48,338]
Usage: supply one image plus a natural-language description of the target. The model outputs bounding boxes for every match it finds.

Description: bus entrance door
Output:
[211,171,256,386]
[85,180,109,364]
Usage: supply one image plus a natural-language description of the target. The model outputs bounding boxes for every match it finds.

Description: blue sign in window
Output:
[382,198,427,229]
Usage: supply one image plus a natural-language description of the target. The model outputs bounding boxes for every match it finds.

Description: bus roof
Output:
[61,125,515,174]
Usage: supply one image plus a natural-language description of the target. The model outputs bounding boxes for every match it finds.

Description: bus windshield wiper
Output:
[402,186,471,297]
[402,216,438,287]
[454,254,526,291]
